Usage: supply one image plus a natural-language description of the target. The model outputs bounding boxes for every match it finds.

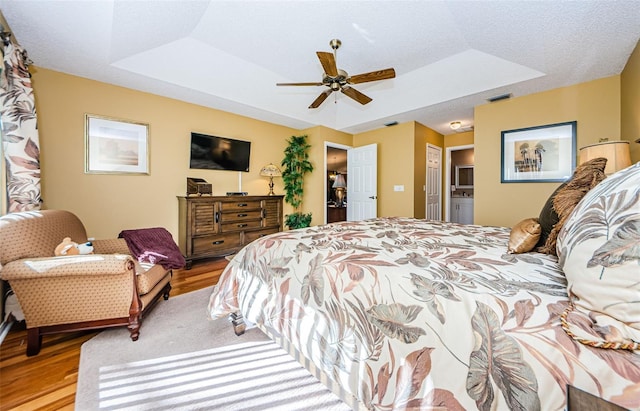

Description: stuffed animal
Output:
[54,237,94,256]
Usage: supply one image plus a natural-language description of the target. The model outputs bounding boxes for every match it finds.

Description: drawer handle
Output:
[212,240,224,245]
[237,203,247,207]
[237,223,248,228]
[261,209,266,218]
[215,211,220,223]
[237,213,247,217]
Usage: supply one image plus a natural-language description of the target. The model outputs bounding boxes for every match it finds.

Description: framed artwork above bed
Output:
[501,121,576,183]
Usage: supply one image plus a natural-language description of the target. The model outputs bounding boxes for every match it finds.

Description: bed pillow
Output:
[556,162,640,349]
[537,157,607,255]
[507,218,541,254]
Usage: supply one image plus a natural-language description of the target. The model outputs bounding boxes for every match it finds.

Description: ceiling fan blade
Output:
[276,82,324,86]
[341,86,372,105]
[309,89,333,109]
[316,51,338,77]
[348,68,396,84]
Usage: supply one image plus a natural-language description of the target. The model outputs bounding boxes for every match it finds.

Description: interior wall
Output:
[621,39,640,163]
[444,131,474,148]
[353,122,416,218]
[32,68,298,239]
[474,75,621,227]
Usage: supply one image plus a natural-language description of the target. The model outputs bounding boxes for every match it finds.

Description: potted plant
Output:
[281,134,314,229]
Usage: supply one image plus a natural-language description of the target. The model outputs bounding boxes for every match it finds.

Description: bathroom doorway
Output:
[445,145,475,223]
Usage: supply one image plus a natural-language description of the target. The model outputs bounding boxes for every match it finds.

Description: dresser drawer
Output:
[220,209,263,223]
[192,233,242,255]
[221,219,263,232]
[220,200,262,211]
[244,228,279,244]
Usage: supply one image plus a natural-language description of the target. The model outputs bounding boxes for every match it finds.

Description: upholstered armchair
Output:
[0,210,173,356]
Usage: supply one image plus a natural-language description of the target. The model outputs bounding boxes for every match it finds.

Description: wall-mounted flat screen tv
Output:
[189,132,251,172]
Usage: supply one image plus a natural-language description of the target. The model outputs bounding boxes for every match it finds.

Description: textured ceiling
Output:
[1,0,639,135]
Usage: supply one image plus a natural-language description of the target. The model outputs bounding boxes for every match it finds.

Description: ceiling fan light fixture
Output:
[450,121,462,130]
[277,38,396,109]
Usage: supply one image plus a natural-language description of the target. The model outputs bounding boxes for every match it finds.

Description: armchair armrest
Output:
[0,254,135,281]
[92,238,131,255]
[1,254,138,328]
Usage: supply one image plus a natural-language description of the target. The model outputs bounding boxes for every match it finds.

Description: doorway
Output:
[445,144,475,223]
[325,143,349,224]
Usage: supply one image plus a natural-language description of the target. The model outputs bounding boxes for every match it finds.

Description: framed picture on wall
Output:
[501,121,576,183]
[85,114,150,174]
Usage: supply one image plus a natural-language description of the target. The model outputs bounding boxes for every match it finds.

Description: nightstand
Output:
[567,385,628,411]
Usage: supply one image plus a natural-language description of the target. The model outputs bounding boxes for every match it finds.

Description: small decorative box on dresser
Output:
[177,195,283,269]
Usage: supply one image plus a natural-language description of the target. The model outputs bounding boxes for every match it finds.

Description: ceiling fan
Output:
[276,39,396,109]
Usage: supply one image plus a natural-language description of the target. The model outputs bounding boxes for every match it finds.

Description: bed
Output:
[208,162,640,410]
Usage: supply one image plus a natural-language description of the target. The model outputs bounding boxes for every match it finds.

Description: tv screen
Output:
[189,132,251,172]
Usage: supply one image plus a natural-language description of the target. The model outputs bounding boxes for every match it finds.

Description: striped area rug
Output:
[76,287,349,410]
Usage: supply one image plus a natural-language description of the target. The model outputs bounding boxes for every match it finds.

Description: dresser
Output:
[177,195,283,268]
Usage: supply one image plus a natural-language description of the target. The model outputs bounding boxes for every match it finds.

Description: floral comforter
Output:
[208,217,640,410]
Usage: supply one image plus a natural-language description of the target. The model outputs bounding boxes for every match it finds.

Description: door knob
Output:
[368,196,377,199]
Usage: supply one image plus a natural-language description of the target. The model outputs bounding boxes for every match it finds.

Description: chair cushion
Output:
[135,261,171,295]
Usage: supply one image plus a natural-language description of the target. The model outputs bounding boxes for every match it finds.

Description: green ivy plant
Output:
[281,134,314,229]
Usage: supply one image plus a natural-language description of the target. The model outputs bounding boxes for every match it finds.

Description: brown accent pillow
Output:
[507,218,541,254]
[535,182,565,249]
[536,157,607,255]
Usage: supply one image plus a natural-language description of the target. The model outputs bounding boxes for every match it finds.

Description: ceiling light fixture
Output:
[450,121,462,130]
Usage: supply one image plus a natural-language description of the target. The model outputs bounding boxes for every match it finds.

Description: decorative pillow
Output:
[537,157,607,255]
[507,218,541,254]
[536,183,564,249]
[557,162,640,349]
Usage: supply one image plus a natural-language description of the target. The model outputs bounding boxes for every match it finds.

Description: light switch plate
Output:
[394,185,404,192]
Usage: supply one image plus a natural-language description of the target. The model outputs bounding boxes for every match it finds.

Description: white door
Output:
[347,144,377,221]
[426,144,442,220]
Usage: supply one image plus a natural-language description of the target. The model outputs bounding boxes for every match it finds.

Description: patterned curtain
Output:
[0,32,41,212]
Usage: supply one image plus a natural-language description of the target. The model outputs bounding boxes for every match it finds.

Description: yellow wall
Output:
[474,75,621,227]
[33,68,298,238]
[444,131,474,148]
[352,122,416,217]
[27,63,633,235]
[621,40,640,163]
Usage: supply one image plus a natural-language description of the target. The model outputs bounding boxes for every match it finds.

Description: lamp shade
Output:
[578,141,631,175]
[260,163,282,177]
[332,174,346,188]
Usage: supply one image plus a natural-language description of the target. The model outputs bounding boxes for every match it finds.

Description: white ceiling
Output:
[2,0,639,135]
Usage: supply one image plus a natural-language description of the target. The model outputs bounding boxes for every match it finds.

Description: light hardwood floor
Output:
[0,258,228,411]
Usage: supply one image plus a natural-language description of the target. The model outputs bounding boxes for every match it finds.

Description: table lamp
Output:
[260,163,282,195]
[332,173,347,207]
[578,140,631,175]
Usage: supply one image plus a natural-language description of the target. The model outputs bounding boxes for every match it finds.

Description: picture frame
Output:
[501,121,576,183]
[85,114,149,175]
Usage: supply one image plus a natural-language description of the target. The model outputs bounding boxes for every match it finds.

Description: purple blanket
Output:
[119,227,186,270]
